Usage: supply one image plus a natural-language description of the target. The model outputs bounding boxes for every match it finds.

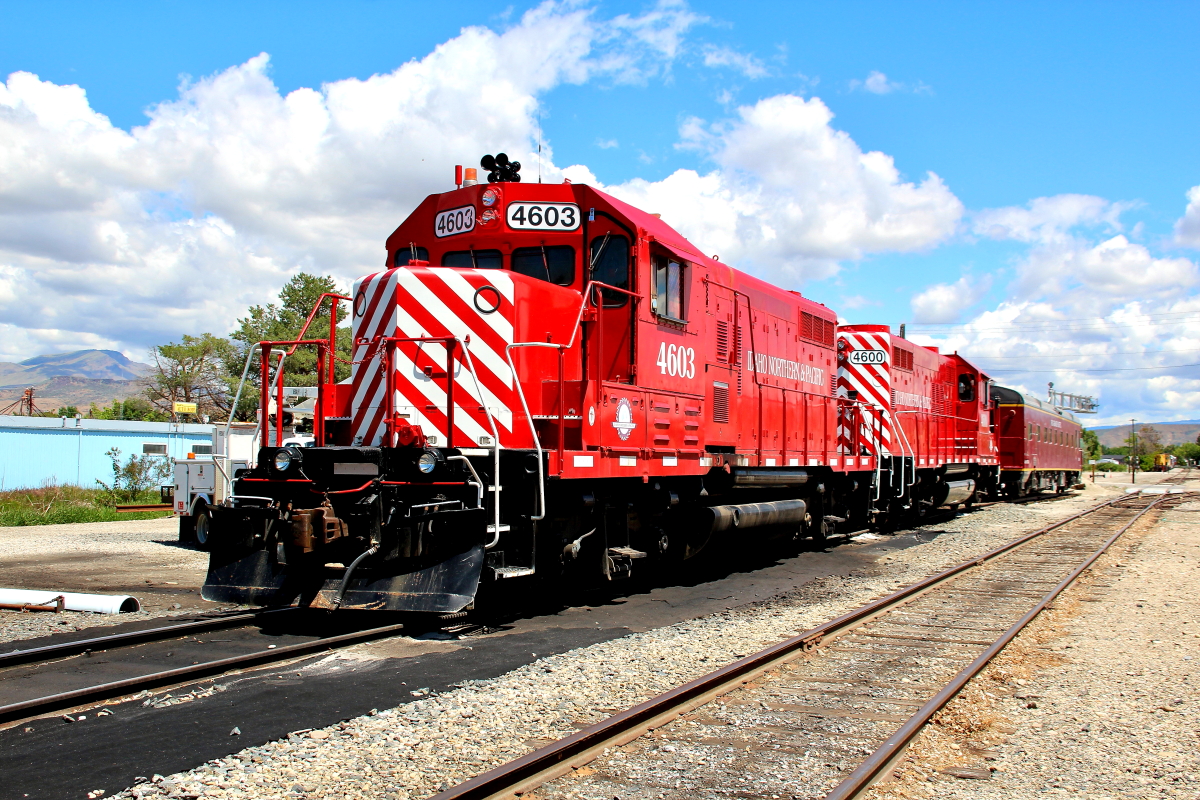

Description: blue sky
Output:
[0,0,1198,422]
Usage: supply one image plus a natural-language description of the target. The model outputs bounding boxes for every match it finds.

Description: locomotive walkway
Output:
[429,491,1180,800]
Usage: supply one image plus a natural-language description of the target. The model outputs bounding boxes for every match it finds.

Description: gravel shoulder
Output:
[0,517,235,643]
[866,492,1200,800]
[111,486,1133,800]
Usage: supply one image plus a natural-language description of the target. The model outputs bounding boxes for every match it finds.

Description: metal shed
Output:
[0,415,213,490]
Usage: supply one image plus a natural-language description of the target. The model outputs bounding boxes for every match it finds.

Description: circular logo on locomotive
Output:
[612,397,636,441]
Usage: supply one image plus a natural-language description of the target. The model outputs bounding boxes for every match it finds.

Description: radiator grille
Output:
[713,382,730,423]
[801,312,836,346]
[716,320,729,362]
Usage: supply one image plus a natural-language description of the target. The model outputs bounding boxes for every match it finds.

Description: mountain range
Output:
[1089,421,1200,448]
[0,350,154,412]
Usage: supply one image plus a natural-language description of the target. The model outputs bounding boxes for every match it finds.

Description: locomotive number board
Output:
[505,202,581,231]
[435,205,476,238]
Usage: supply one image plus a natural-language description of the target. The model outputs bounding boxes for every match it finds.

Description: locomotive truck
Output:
[200,155,1082,613]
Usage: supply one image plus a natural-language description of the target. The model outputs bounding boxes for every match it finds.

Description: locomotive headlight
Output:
[417,452,438,474]
[273,449,294,471]
[481,188,500,207]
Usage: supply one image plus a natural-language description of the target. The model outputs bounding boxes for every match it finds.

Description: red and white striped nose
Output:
[348,267,516,449]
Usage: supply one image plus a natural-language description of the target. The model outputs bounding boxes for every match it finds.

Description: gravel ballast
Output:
[105,486,1136,800]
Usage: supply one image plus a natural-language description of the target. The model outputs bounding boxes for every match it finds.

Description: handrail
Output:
[506,342,554,521]
[380,334,506,541]
[458,340,503,543]
[255,340,331,448]
[380,334,458,448]
[289,293,351,380]
[501,278,627,521]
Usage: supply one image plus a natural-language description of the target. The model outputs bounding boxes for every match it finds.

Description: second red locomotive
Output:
[199,157,1082,613]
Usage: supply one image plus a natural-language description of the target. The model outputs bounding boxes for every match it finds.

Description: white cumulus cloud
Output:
[579,93,963,285]
[911,274,992,323]
[700,45,768,79]
[1175,184,1200,247]
[912,197,1200,423]
[848,70,928,95]
[0,0,701,360]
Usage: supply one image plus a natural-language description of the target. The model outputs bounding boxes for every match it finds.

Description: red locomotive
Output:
[200,156,1082,613]
[836,325,1001,525]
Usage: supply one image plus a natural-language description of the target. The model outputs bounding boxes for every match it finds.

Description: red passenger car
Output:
[991,386,1083,495]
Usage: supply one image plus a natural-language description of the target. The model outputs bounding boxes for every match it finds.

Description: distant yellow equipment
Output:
[1154,453,1177,472]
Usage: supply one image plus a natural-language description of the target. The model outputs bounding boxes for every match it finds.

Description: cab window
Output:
[512,245,575,286]
[590,234,629,307]
[443,249,502,269]
[652,255,686,322]
[957,374,975,402]
[394,246,429,267]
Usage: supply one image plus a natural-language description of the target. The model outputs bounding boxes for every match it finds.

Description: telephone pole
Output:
[1130,419,1137,484]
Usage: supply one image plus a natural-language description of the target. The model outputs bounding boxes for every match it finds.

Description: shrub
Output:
[95,447,173,505]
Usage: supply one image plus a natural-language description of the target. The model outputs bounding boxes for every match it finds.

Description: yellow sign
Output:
[172,401,198,414]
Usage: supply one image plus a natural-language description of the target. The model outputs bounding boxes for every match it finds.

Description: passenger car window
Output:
[512,245,575,286]
[652,255,686,322]
[394,246,429,267]
[443,249,502,269]
[590,235,629,307]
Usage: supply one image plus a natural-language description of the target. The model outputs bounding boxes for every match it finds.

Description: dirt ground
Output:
[0,516,233,643]
[867,488,1200,799]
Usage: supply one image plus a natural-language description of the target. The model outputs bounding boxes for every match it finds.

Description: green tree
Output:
[90,397,169,422]
[1081,429,1102,462]
[147,333,241,419]
[231,272,352,388]
[1126,424,1162,458]
[45,405,80,418]
[1175,442,1200,464]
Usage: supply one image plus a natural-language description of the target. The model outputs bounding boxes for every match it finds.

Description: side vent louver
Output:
[716,320,729,362]
[713,382,730,423]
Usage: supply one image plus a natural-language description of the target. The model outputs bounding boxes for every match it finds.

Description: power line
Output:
[970,347,1200,360]
[911,320,1200,335]
[910,310,1200,327]
[987,362,1200,374]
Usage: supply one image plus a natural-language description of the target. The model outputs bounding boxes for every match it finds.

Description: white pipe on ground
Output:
[0,588,141,614]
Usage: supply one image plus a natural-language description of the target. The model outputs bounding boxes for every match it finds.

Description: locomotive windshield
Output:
[512,245,575,286]
[393,246,429,267]
[443,249,502,269]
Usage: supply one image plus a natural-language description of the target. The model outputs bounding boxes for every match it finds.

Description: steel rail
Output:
[822,491,1170,800]
[427,492,1147,800]
[0,619,407,725]
[0,608,298,670]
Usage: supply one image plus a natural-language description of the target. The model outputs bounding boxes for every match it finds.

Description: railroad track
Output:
[1155,466,1195,485]
[0,609,431,725]
[0,607,298,669]
[0,486,1095,731]
[430,491,1180,800]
